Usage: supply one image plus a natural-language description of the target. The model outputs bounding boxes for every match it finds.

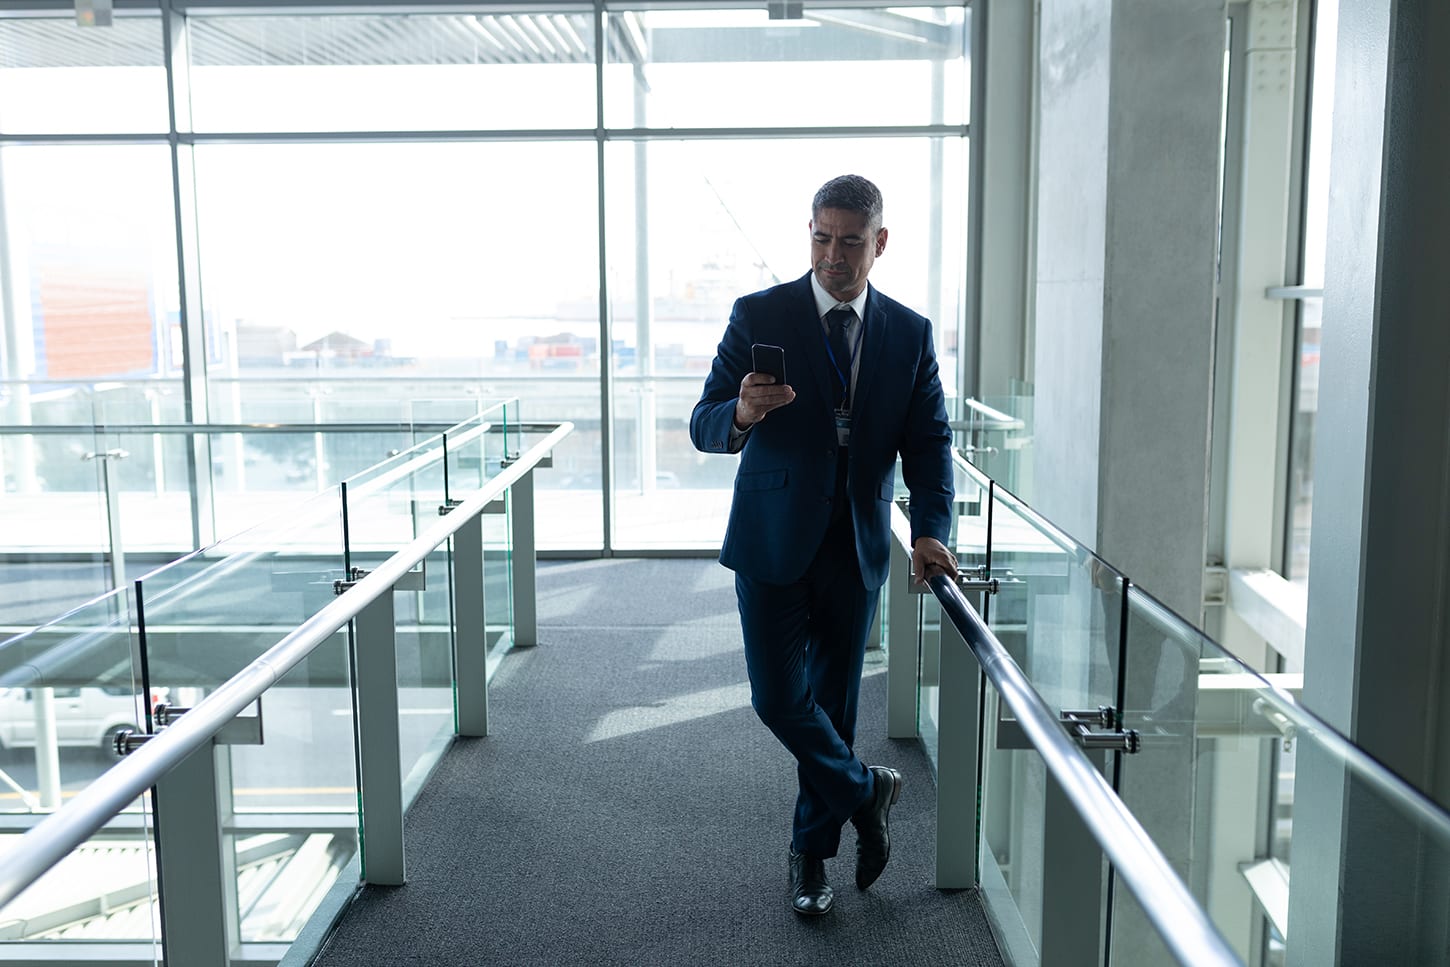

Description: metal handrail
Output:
[0,419,566,436]
[956,396,1026,431]
[0,421,572,912]
[927,572,1241,967]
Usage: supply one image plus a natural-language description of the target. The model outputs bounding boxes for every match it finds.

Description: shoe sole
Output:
[791,900,834,916]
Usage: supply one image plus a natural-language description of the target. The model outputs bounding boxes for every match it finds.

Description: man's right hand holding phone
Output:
[734,372,795,429]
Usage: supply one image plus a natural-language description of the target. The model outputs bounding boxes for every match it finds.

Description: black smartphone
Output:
[751,343,787,385]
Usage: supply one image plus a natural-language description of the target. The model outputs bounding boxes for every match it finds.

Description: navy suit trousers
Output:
[735,459,879,858]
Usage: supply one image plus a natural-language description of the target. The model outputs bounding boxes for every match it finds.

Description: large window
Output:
[0,1,971,572]
[1285,0,1337,584]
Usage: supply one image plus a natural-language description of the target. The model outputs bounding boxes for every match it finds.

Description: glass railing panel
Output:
[978,482,1124,958]
[341,429,454,787]
[1115,587,1450,966]
[442,403,514,497]
[445,402,518,659]
[135,486,355,949]
[0,588,144,812]
[0,424,112,557]
[228,630,357,945]
[952,394,1033,499]
[208,424,433,512]
[977,674,1051,963]
[0,586,160,953]
[1111,587,1213,966]
[135,485,346,698]
[916,458,993,767]
[104,430,193,552]
[986,484,1122,719]
[917,590,942,767]
[0,423,118,629]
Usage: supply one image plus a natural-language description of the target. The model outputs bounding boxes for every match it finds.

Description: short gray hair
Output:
[811,175,884,230]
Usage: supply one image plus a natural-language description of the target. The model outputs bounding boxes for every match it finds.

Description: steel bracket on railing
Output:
[909,564,1010,596]
[957,564,999,595]
[1060,707,1140,753]
[497,451,554,470]
[334,564,426,595]
[438,498,464,516]
[112,729,151,757]
[153,702,191,727]
[114,699,266,755]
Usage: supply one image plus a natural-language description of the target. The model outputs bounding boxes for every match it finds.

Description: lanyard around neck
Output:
[822,310,863,407]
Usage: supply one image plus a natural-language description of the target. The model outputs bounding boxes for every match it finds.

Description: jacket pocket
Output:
[878,480,896,501]
[737,468,787,492]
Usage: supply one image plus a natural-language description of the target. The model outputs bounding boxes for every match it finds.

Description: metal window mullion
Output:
[594,1,615,553]
[163,1,215,551]
[353,589,405,885]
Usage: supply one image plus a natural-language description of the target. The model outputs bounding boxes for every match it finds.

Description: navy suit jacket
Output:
[690,272,954,590]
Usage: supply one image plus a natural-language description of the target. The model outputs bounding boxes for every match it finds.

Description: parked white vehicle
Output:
[0,686,141,753]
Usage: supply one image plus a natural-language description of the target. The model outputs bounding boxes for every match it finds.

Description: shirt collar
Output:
[810,273,869,324]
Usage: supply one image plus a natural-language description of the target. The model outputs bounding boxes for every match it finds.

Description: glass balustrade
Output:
[132,485,352,947]
[0,587,159,955]
[978,477,1126,961]
[0,401,550,962]
[897,453,1450,967]
[1116,588,1450,967]
[341,425,455,784]
[914,459,992,764]
[443,404,517,660]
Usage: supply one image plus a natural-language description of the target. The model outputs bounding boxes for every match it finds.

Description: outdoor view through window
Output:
[0,6,969,566]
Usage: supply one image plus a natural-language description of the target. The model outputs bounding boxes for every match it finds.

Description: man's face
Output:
[810,207,888,302]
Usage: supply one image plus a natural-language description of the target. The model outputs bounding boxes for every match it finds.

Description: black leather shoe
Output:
[788,849,834,916]
[852,765,903,890]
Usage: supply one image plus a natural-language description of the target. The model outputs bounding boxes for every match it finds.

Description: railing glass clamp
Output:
[1060,706,1139,753]
[333,567,370,594]
[438,498,464,516]
[153,703,192,727]
[113,728,151,757]
[1061,706,1120,730]
[499,451,521,468]
[956,564,999,594]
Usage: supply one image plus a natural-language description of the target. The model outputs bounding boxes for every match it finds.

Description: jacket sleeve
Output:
[690,297,755,454]
[898,318,955,547]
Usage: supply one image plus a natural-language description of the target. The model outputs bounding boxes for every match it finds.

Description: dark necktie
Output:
[826,307,854,409]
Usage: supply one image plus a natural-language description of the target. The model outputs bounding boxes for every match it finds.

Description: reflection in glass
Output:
[976,479,1123,959]
[0,587,159,949]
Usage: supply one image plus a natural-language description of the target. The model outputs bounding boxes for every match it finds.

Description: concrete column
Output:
[966,0,1035,400]
[1033,2,1225,963]
[1290,1,1450,963]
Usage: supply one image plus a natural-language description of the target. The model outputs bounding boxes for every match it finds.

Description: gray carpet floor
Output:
[312,558,1004,966]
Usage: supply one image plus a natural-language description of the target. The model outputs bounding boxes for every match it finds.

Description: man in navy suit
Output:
[690,174,957,916]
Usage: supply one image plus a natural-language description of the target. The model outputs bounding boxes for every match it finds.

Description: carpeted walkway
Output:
[312,558,1004,966]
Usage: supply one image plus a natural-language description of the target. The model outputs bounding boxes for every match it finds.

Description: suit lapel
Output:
[851,285,888,416]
